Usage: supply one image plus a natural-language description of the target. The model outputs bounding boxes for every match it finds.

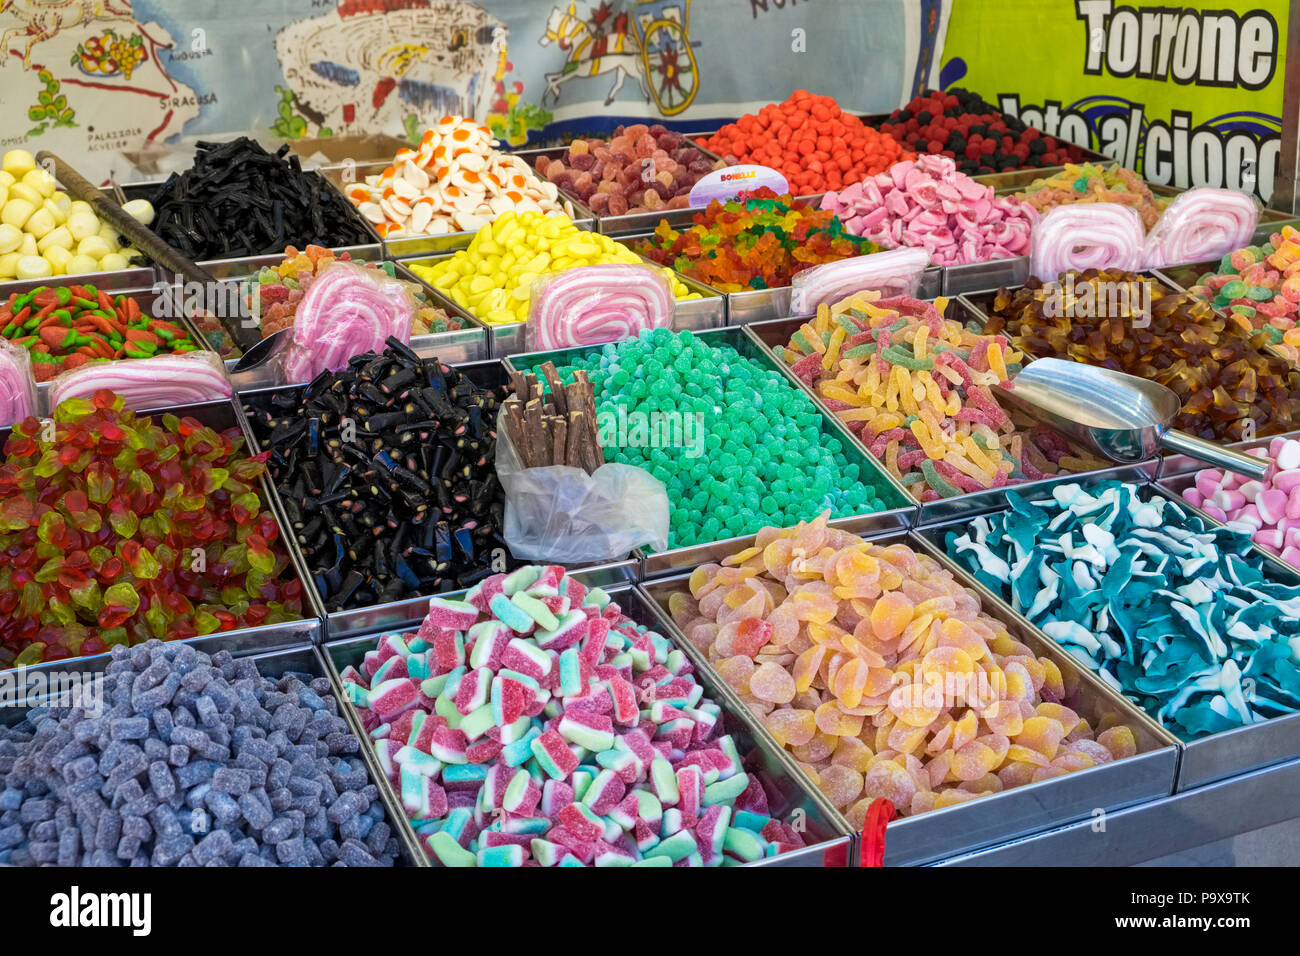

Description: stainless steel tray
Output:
[502,324,917,578]
[914,475,1300,792]
[0,399,322,676]
[402,245,726,359]
[323,573,853,866]
[170,245,489,375]
[238,356,513,638]
[5,279,216,413]
[0,640,423,866]
[320,160,596,261]
[740,310,1154,525]
[639,533,1179,866]
[0,182,157,300]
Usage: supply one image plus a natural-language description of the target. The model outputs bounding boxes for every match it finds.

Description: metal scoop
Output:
[999,358,1268,479]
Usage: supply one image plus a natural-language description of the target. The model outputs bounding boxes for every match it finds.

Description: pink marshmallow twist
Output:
[527,264,674,351]
[48,351,233,410]
[1142,188,1259,270]
[1029,202,1145,280]
[788,247,931,315]
[0,340,36,426]
[280,261,417,383]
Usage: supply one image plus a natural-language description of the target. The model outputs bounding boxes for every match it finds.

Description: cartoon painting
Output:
[275,0,517,138]
[539,0,700,115]
[0,0,199,161]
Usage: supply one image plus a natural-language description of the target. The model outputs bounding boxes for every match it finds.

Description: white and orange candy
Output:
[345,116,572,237]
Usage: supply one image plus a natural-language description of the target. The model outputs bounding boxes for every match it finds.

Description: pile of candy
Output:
[1183,437,1300,569]
[633,189,878,293]
[340,566,808,866]
[1014,163,1167,230]
[821,155,1037,265]
[411,212,696,325]
[946,482,1300,738]
[984,270,1300,441]
[531,328,896,549]
[244,340,508,611]
[532,124,724,216]
[668,513,1140,820]
[1184,227,1300,361]
[0,641,399,866]
[0,284,200,382]
[0,149,147,280]
[877,88,1087,174]
[776,291,1106,499]
[0,393,303,668]
[696,91,912,195]
[148,137,372,259]
[239,246,458,346]
[344,117,570,237]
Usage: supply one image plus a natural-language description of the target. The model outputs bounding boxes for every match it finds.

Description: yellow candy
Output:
[2,149,36,178]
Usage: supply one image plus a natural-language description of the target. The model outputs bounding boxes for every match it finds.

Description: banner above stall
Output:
[0,0,950,182]
[940,0,1288,202]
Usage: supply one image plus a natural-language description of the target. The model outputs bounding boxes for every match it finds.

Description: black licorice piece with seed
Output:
[146,137,372,259]
[245,340,511,611]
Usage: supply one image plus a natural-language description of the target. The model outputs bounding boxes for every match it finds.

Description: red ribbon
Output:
[859,798,896,867]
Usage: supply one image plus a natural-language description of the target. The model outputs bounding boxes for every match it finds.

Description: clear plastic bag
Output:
[789,247,930,315]
[47,350,232,412]
[1029,202,1144,280]
[496,425,669,562]
[526,263,674,351]
[1142,187,1260,270]
[0,338,37,426]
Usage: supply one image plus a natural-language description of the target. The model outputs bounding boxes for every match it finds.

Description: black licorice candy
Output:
[245,339,511,611]
[147,137,372,259]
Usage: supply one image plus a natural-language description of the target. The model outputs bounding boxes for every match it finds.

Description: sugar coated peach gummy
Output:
[672,512,1140,817]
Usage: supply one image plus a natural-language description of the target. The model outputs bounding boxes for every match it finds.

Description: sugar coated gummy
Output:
[633,188,879,293]
[669,513,1140,821]
[776,289,1108,500]
[0,640,399,867]
[531,327,896,549]
[946,481,1300,739]
[339,565,808,866]
[1015,163,1168,230]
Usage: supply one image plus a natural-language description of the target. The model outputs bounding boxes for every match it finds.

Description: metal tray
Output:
[320,161,596,261]
[639,534,1179,866]
[914,474,1300,792]
[503,325,917,577]
[170,246,489,375]
[0,399,322,676]
[1148,471,1300,789]
[0,183,157,300]
[118,174,384,261]
[239,356,515,638]
[0,640,424,866]
[4,279,216,412]
[741,310,1155,525]
[402,245,726,359]
[323,573,853,866]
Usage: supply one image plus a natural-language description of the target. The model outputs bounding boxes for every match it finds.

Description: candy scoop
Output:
[33,150,270,366]
[998,357,1267,478]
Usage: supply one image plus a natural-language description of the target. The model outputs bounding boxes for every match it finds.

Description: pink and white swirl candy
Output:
[49,352,232,410]
[821,156,1037,266]
[527,264,674,350]
[789,247,931,315]
[1142,187,1259,270]
[0,341,35,426]
[1029,202,1145,280]
[281,262,416,383]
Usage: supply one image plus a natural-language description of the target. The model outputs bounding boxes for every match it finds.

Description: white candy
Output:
[77,235,111,260]
[0,252,19,278]
[22,168,56,198]
[14,255,51,280]
[99,252,129,271]
[67,210,100,242]
[44,246,72,274]
[0,223,21,254]
[1277,440,1300,471]
[22,206,56,240]
[36,224,72,253]
[65,253,99,275]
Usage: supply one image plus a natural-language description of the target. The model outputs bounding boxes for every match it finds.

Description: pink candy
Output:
[47,351,232,410]
[1182,437,1300,569]
[1143,187,1259,270]
[0,341,35,426]
[820,155,1037,266]
[527,263,674,351]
